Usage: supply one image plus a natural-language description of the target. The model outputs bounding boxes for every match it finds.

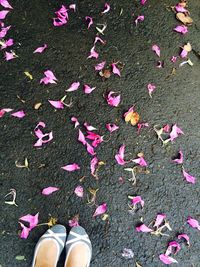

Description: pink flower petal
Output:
[177,233,190,246]
[124,106,134,118]
[175,4,188,13]
[132,156,148,167]
[165,241,181,256]
[140,0,147,5]
[187,217,200,230]
[170,124,184,141]
[19,213,39,230]
[106,91,121,107]
[152,44,160,57]
[90,157,99,176]
[85,16,93,29]
[163,124,171,133]
[86,131,103,147]
[84,122,97,131]
[48,100,64,109]
[69,217,79,227]
[87,46,99,59]
[53,5,68,27]
[11,110,25,118]
[86,142,96,156]
[115,144,127,165]
[69,4,76,12]
[183,169,196,184]
[5,51,17,61]
[95,61,106,71]
[180,49,188,58]
[94,36,106,45]
[172,150,183,164]
[170,56,177,63]
[0,38,14,49]
[0,108,12,117]
[40,70,57,84]
[131,196,144,207]
[154,214,166,228]
[159,254,178,265]
[0,0,13,9]
[61,163,80,172]
[66,82,80,92]
[136,224,153,233]
[157,60,164,68]
[83,84,96,94]
[74,185,84,197]
[101,3,110,14]
[0,25,11,38]
[71,117,80,128]
[106,123,119,133]
[135,15,144,26]
[137,122,149,133]
[33,44,48,53]
[34,122,53,147]
[174,25,188,35]
[0,10,9,20]
[93,203,107,217]
[111,63,121,76]
[78,129,86,145]
[42,187,59,195]
[19,222,30,239]
[147,83,156,98]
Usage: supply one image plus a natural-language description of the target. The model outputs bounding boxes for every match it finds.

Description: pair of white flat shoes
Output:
[32,225,92,267]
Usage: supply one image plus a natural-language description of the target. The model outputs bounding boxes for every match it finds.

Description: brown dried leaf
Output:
[183,42,192,52]
[136,262,143,267]
[47,217,58,227]
[176,13,193,25]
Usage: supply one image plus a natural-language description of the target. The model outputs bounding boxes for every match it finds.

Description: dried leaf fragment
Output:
[24,71,33,80]
[47,217,58,227]
[34,103,42,110]
[176,12,193,25]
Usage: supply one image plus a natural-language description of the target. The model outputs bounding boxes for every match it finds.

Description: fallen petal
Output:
[83,84,96,94]
[112,63,121,76]
[159,254,178,265]
[33,44,48,53]
[85,16,93,29]
[90,157,99,176]
[0,10,9,20]
[11,110,25,118]
[106,123,119,133]
[101,3,110,14]
[106,91,121,107]
[87,46,99,59]
[170,124,184,141]
[48,100,64,109]
[0,0,13,9]
[187,217,200,230]
[74,185,84,197]
[93,203,107,217]
[19,213,39,229]
[131,196,144,207]
[174,25,188,34]
[42,187,59,195]
[66,82,80,92]
[177,233,190,246]
[172,150,183,164]
[135,15,144,26]
[152,44,160,57]
[136,224,153,233]
[147,83,156,98]
[71,117,80,128]
[182,169,196,184]
[95,61,106,71]
[61,163,80,172]
[132,157,147,167]
[154,214,166,228]
[78,129,86,145]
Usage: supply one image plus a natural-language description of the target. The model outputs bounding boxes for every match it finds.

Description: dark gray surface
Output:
[1,0,200,266]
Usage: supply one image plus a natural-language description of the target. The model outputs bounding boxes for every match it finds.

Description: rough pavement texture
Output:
[1,0,200,266]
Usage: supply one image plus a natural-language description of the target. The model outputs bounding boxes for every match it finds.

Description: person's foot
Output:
[65,226,92,267]
[35,239,58,267]
[65,243,89,267]
[31,225,67,267]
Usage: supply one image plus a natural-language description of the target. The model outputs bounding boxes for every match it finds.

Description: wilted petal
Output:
[122,248,134,259]
[137,122,149,133]
[87,46,99,59]
[66,82,80,92]
[40,70,57,84]
[19,213,39,229]
[71,117,79,128]
[90,157,99,176]
[0,10,9,20]
[0,38,13,49]
[101,3,110,14]
[61,163,80,172]
[93,203,107,217]
[175,4,188,13]
[172,150,183,164]
[187,217,200,230]
[69,216,79,227]
[170,56,177,63]
[48,100,64,109]
[180,49,188,58]
[94,36,106,45]
[106,123,119,133]
[11,110,25,118]
[163,124,170,133]
[85,16,93,29]
[95,61,106,71]
[170,124,184,141]
[86,142,96,156]
[132,157,147,167]
[74,185,84,197]
[152,44,160,57]
[33,44,48,53]
[111,63,121,76]
[5,51,17,61]
[136,224,153,233]
[106,91,121,107]
[182,169,196,184]
[135,15,144,26]
[159,254,178,265]
[154,214,166,228]
[115,144,126,165]
[83,84,96,94]
[131,196,144,207]
[69,4,76,12]
[0,0,13,9]
[0,25,11,38]
[42,187,59,195]
[174,25,188,34]
[147,83,156,98]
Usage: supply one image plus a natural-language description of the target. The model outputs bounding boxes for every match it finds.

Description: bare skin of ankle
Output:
[65,243,89,267]
[35,240,58,267]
